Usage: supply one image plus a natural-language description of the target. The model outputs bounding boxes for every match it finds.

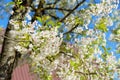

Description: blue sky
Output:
[0,0,12,28]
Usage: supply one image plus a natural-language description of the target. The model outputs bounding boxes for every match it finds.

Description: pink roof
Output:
[11,64,37,80]
[11,63,62,80]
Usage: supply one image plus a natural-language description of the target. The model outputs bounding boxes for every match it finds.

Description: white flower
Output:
[10,10,14,15]
[74,27,83,33]
[14,45,21,50]
[54,59,59,65]
[29,44,33,48]
[60,33,63,38]
[14,24,19,30]
[22,21,27,27]
[86,29,94,36]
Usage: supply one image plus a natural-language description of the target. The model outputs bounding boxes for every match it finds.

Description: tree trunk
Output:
[0,0,32,79]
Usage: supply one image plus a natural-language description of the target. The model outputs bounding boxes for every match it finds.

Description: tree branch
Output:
[59,0,85,22]
[31,0,45,22]
[75,71,97,75]
[59,51,74,58]
[46,0,61,5]
[48,13,60,20]
[44,7,72,12]
[63,24,79,35]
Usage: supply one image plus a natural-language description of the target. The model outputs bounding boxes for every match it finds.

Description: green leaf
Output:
[70,60,75,66]
[117,29,120,34]
[17,0,23,5]
[57,22,62,26]
[107,47,111,50]
[101,53,106,61]
[6,2,15,7]
[89,47,94,53]
[66,34,71,41]
[70,60,80,70]
[96,23,107,32]
[102,46,109,54]
[47,75,52,80]
[46,20,55,26]
[113,28,120,35]
[44,15,51,21]
[102,46,107,51]
[81,30,87,36]
[36,17,42,23]
[92,40,98,44]
[80,76,86,80]
[75,17,84,26]
[96,18,107,32]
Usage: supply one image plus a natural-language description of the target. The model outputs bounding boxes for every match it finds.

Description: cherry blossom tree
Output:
[0,0,120,80]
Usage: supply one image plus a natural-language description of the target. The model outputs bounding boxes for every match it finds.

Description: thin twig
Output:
[59,0,85,22]
[75,71,97,75]
[46,0,61,5]
[45,7,72,12]
[59,51,74,58]
[63,24,79,35]
[48,13,60,20]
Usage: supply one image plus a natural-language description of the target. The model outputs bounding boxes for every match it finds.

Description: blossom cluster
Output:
[10,21,120,80]
[7,0,120,79]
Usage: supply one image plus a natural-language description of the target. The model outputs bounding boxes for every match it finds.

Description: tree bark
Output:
[0,0,33,80]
